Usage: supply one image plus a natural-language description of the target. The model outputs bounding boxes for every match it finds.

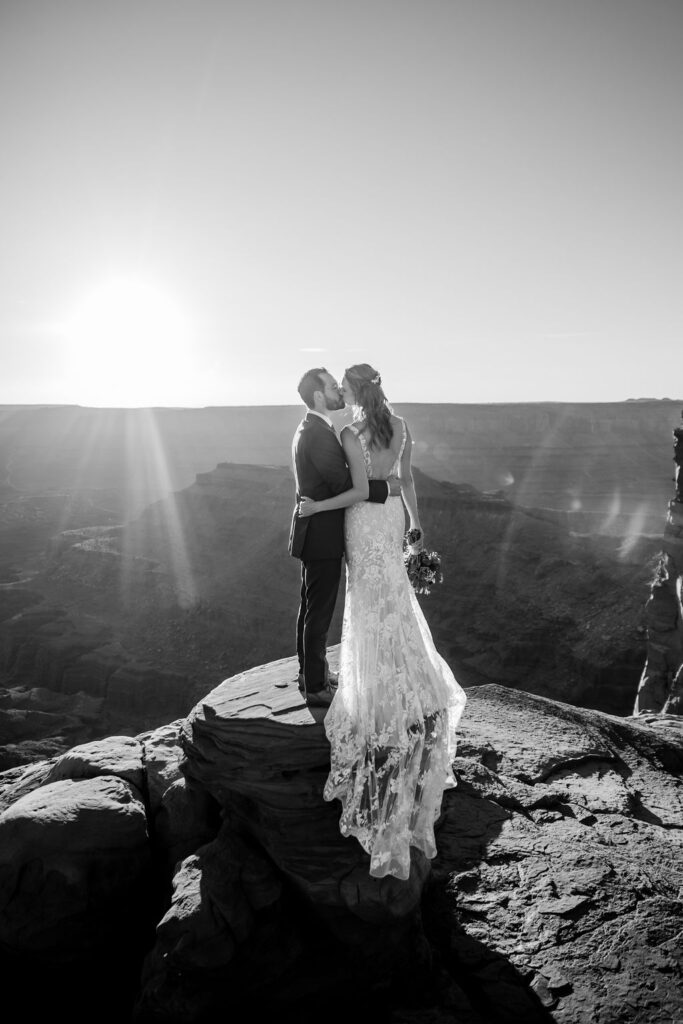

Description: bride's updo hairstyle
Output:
[345,363,393,450]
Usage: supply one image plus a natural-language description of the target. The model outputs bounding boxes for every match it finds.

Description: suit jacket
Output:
[288,413,388,560]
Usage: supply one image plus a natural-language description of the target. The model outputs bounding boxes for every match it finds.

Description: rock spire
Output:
[633,409,683,714]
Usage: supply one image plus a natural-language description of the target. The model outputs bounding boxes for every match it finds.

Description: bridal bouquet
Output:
[403,529,443,595]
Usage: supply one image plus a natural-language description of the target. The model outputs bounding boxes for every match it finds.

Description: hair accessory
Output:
[370,374,381,385]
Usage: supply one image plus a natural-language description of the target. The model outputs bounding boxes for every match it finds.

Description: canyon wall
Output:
[2,400,680,527]
[2,399,678,767]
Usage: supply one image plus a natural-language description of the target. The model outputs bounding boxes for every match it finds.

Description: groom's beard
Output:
[325,395,345,412]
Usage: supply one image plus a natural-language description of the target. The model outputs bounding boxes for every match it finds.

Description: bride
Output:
[297,363,467,880]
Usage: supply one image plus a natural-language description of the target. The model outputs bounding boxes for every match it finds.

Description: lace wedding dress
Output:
[323,420,467,880]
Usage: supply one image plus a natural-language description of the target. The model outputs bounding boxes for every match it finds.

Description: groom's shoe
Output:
[299,672,337,692]
[304,684,334,708]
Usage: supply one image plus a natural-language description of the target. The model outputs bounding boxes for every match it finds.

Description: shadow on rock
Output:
[424,787,557,1024]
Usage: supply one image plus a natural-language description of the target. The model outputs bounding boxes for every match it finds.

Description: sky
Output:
[1,0,682,407]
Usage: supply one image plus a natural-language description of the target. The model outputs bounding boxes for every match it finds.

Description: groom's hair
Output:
[297,367,328,408]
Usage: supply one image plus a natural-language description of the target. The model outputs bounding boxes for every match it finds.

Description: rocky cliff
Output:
[634,415,683,715]
[0,652,681,1023]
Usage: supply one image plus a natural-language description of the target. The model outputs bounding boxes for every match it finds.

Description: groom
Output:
[289,367,400,707]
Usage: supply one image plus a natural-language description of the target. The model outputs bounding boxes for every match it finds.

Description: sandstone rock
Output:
[424,685,683,1024]
[152,775,219,875]
[629,711,683,738]
[0,775,150,961]
[179,652,431,921]
[136,661,683,1023]
[0,774,156,1022]
[137,653,437,1020]
[61,722,216,889]
[139,720,185,814]
[0,756,55,812]
[135,825,301,1023]
[0,653,681,1022]
[44,734,145,792]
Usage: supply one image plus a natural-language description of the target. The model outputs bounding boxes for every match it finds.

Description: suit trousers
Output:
[296,557,343,692]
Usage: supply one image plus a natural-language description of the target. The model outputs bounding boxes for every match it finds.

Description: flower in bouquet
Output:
[403,529,443,595]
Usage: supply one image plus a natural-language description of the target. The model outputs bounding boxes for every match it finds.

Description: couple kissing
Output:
[288,362,466,881]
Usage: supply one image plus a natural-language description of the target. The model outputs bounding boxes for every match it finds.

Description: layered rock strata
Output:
[0,600,197,767]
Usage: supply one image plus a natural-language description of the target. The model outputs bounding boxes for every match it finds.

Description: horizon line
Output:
[1,398,682,412]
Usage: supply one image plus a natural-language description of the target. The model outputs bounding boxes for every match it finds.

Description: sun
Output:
[65,277,192,406]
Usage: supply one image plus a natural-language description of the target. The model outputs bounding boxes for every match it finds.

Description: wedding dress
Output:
[323,419,467,880]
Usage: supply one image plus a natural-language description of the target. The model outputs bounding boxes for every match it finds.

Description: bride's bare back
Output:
[353,415,406,480]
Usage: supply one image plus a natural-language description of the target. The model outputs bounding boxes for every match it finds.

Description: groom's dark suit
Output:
[289,411,389,693]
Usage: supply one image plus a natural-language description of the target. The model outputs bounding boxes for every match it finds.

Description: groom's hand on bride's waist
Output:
[297,480,401,514]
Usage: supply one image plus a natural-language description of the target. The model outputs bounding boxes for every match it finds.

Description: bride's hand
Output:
[298,496,318,518]
[406,526,424,551]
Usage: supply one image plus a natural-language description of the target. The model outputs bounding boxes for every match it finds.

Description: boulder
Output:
[0,775,150,961]
[0,773,155,1022]
[44,734,145,792]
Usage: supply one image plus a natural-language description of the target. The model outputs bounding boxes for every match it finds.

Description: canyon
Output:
[1,399,680,524]
[1,401,682,1021]
[0,400,680,768]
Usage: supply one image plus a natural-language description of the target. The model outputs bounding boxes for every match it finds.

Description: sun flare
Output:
[65,277,192,406]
